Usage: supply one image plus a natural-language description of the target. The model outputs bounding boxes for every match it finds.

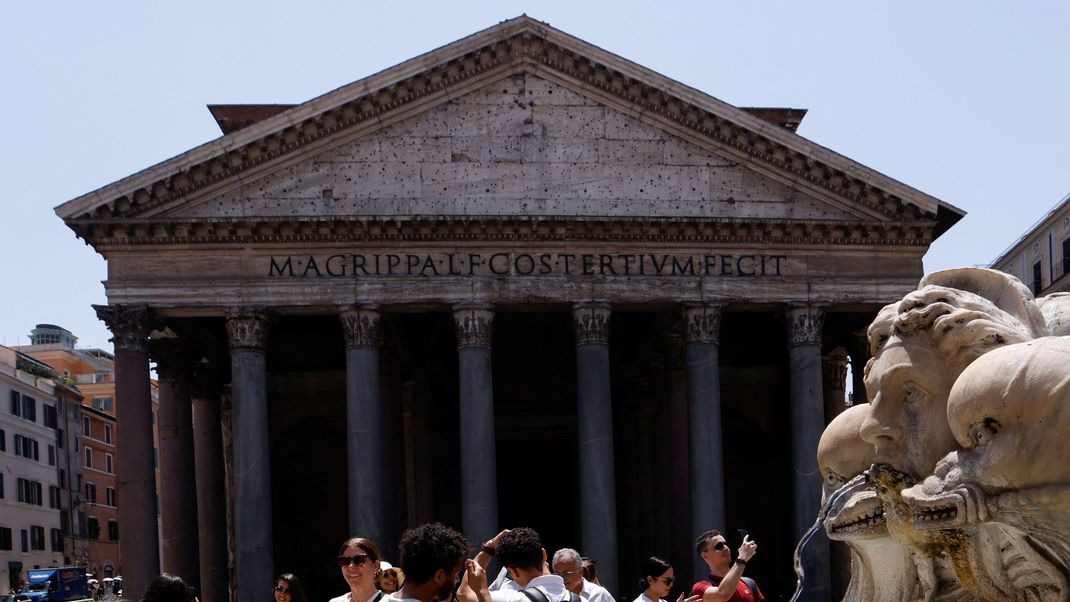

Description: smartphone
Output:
[737,528,749,541]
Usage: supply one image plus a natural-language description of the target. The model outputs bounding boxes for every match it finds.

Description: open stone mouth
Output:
[913,505,958,525]
[830,505,886,535]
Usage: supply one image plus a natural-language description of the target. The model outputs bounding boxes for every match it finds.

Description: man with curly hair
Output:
[397,523,471,602]
[461,528,579,602]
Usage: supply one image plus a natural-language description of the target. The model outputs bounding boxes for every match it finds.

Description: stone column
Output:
[786,303,831,602]
[153,340,201,588]
[339,305,385,544]
[572,302,618,596]
[453,304,498,546]
[94,304,159,600]
[191,363,228,602]
[225,307,273,602]
[821,347,849,424]
[847,328,871,405]
[682,303,726,581]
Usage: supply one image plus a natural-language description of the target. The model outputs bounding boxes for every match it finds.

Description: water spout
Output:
[790,473,869,601]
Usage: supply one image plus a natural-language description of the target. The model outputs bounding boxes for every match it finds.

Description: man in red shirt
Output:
[690,531,762,602]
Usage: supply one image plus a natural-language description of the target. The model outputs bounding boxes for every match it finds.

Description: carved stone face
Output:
[819,405,885,540]
[860,334,958,480]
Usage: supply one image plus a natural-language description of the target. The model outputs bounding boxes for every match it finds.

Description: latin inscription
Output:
[268,253,787,278]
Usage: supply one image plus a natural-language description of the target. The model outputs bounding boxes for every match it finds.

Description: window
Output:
[85,482,97,504]
[0,527,11,550]
[48,444,55,466]
[1063,237,1070,276]
[57,428,64,449]
[92,397,113,413]
[1034,260,1044,294]
[82,416,91,437]
[107,520,118,541]
[14,435,39,461]
[87,517,100,540]
[50,528,62,552]
[105,453,113,474]
[49,485,60,509]
[21,396,36,422]
[105,487,116,507]
[85,446,93,469]
[59,469,66,489]
[43,405,57,429]
[0,427,5,452]
[0,473,4,499]
[103,424,112,445]
[30,526,45,550]
[17,478,43,505]
[10,391,20,416]
[20,529,28,552]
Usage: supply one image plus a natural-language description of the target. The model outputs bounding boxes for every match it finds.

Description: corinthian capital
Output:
[822,347,849,387]
[682,303,723,344]
[453,304,493,348]
[339,305,381,349]
[786,303,827,347]
[573,302,611,346]
[225,307,269,351]
[94,304,153,353]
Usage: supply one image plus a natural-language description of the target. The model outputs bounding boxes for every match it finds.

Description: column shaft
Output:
[340,306,385,544]
[226,308,273,602]
[573,303,618,596]
[95,305,159,600]
[192,366,228,602]
[787,304,831,602]
[156,349,201,587]
[683,304,726,582]
[454,305,498,546]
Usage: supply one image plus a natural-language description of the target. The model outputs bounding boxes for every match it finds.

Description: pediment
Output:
[56,15,963,242]
[165,74,858,223]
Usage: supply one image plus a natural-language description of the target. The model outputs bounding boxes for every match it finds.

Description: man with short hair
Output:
[690,531,762,602]
[397,523,472,602]
[461,528,579,602]
[551,549,613,602]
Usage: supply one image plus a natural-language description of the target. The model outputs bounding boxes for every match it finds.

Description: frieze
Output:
[224,307,269,350]
[339,305,380,349]
[94,304,153,353]
[573,302,611,345]
[453,305,494,348]
[269,252,787,279]
[73,21,935,228]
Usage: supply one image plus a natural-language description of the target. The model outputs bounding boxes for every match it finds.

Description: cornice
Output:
[69,215,938,248]
[56,17,961,235]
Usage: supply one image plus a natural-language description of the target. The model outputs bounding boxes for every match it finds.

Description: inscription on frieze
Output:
[267,251,788,278]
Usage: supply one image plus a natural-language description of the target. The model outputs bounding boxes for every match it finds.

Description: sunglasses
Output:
[273,586,290,594]
[658,577,675,586]
[554,569,582,578]
[710,542,727,551]
[337,554,370,567]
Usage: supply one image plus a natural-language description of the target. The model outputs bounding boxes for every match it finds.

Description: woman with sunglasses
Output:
[274,574,308,602]
[330,537,387,602]
[635,557,699,602]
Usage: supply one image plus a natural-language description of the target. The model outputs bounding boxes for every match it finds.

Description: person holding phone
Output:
[690,531,762,602]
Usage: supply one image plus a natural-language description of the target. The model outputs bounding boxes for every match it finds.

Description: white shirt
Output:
[330,591,388,602]
[491,575,570,602]
[581,580,614,602]
[632,593,661,602]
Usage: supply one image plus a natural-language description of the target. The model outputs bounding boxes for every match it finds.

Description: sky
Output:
[2,1,1068,352]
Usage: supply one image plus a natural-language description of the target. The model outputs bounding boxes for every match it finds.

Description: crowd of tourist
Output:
[138,524,763,602]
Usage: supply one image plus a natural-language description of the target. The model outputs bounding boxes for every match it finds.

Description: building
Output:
[0,347,69,593]
[53,17,965,602]
[991,191,1070,296]
[17,325,162,581]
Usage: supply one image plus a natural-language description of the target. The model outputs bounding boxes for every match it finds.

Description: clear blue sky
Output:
[3,1,1068,351]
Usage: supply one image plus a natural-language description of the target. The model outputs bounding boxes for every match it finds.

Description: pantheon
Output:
[56,16,963,602]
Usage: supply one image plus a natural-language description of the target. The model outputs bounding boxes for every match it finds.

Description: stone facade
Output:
[55,16,964,602]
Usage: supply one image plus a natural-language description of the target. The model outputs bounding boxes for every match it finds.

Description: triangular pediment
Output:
[163,74,859,223]
[56,15,964,240]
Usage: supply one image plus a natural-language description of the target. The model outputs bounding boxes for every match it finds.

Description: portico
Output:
[56,16,962,602]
